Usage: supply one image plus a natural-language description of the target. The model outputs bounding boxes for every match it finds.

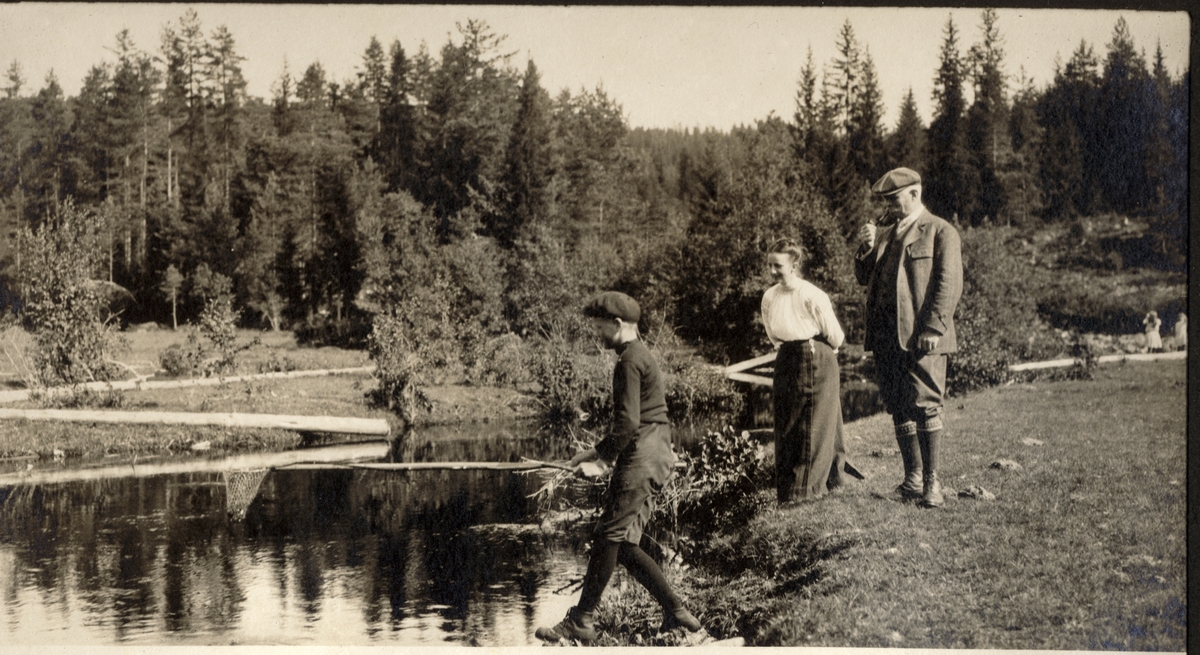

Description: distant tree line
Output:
[0,10,1187,375]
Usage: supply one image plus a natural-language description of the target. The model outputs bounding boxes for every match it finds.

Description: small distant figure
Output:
[1174,313,1187,351]
[1143,311,1163,353]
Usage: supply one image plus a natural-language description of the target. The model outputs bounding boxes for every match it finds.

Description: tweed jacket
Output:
[854,208,963,354]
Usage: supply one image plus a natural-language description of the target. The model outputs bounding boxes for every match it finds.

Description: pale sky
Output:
[0,4,1190,131]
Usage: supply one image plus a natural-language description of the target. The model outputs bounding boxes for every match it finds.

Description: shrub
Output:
[294,314,372,348]
[257,348,298,374]
[159,341,203,378]
[667,426,772,540]
[365,310,433,425]
[196,290,255,375]
[16,200,126,386]
[523,320,614,428]
[465,332,530,387]
[649,324,744,426]
[1037,278,1186,336]
[30,386,127,409]
[672,118,857,365]
[949,226,1061,395]
[503,223,584,338]
[357,192,510,394]
[157,284,259,379]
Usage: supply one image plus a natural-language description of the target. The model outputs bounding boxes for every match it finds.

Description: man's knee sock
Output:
[894,419,922,495]
[917,415,944,508]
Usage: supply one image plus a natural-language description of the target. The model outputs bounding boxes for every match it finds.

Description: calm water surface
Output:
[0,423,597,646]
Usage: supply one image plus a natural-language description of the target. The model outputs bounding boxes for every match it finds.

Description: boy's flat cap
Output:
[584,291,640,323]
[872,167,922,195]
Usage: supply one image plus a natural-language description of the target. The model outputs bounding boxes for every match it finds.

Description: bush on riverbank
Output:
[13,201,127,387]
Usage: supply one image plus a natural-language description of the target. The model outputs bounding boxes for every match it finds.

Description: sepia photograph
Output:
[0,3,1189,650]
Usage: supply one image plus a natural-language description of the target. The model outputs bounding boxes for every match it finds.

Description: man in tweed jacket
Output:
[855,167,962,508]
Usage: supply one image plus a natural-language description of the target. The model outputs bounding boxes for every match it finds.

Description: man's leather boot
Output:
[917,428,944,508]
[894,422,923,498]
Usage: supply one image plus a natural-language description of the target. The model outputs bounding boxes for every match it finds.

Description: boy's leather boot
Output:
[660,607,702,634]
[917,428,944,508]
[536,606,597,643]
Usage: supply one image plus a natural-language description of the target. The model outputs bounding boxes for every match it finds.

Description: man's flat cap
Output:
[872,167,922,195]
[584,291,640,323]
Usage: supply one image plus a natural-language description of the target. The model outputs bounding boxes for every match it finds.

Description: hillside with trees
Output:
[0,10,1187,401]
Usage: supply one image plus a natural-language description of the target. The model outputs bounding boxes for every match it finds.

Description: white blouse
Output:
[761,279,845,350]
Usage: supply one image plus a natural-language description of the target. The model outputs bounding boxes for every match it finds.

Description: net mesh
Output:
[223,468,269,520]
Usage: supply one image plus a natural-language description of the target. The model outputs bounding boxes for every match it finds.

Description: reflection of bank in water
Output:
[0,426,590,646]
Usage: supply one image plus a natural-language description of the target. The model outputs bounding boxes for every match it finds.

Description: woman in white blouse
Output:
[761,238,859,502]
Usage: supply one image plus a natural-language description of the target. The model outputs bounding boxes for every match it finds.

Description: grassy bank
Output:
[0,329,544,461]
[594,359,1185,649]
[0,329,380,460]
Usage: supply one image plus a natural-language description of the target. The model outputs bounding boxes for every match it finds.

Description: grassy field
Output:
[0,329,542,460]
[594,358,1186,650]
[0,328,385,460]
[0,326,370,385]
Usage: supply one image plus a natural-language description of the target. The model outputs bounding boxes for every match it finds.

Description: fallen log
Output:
[1008,350,1186,371]
[277,459,572,472]
[0,442,389,487]
[0,365,376,403]
[0,407,390,437]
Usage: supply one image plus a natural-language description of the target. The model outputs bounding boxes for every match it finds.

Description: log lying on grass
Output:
[1008,350,1186,371]
[0,441,390,487]
[0,365,376,403]
[0,407,390,437]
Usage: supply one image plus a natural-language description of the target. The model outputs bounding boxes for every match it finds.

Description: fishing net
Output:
[223,468,269,520]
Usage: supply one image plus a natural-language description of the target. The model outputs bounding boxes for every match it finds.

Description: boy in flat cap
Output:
[855,168,962,508]
[536,291,702,643]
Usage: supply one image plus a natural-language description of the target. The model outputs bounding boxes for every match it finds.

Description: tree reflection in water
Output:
[0,427,586,645]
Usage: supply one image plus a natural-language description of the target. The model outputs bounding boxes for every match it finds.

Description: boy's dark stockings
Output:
[577,540,680,614]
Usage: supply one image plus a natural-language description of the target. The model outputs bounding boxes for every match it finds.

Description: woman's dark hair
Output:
[767,238,805,268]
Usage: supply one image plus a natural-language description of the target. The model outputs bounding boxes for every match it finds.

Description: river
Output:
[0,423,596,646]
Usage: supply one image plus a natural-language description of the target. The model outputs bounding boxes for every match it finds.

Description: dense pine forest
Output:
[0,9,1187,398]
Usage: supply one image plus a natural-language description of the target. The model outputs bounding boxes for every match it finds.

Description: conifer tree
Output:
[27,71,74,222]
[498,59,553,246]
[422,20,519,234]
[1098,17,1153,214]
[373,40,421,194]
[270,62,298,137]
[359,36,388,107]
[848,48,886,180]
[965,8,1012,224]
[792,47,820,152]
[1036,41,1100,220]
[4,60,24,99]
[887,88,926,172]
[207,25,248,217]
[924,14,975,222]
[107,30,161,279]
[827,20,861,134]
[1002,69,1045,226]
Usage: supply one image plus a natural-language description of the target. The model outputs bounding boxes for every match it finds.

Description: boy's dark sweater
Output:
[595,339,670,468]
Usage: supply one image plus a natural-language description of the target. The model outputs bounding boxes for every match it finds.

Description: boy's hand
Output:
[576,459,611,479]
[568,447,598,468]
